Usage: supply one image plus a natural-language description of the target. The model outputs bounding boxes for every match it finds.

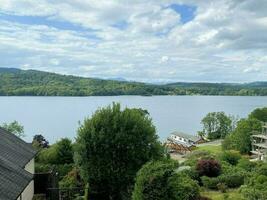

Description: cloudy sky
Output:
[0,0,267,83]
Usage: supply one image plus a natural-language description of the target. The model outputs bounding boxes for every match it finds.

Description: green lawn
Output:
[195,144,222,154]
[201,189,243,200]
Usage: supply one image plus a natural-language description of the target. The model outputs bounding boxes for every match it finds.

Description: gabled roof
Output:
[170,131,200,142]
[0,127,36,200]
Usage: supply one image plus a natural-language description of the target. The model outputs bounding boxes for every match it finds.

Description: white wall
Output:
[17,158,35,200]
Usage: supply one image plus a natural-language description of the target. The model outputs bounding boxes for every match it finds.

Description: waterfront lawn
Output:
[201,189,243,200]
[195,144,222,154]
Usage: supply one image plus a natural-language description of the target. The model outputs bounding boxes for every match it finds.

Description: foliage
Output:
[35,163,74,178]
[219,150,241,165]
[240,172,267,200]
[59,168,82,189]
[196,159,221,177]
[37,138,73,165]
[201,189,243,200]
[32,134,49,149]
[74,103,164,200]
[222,118,262,154]
[56,138,73,164]
[200,112,233,139]
[183,150,214,167]
[248,107,267,122]
[237,158,256,172]
[132,159,200,200]
[201,176,220,190]
[1,68,267,96]
[1,120,25,137]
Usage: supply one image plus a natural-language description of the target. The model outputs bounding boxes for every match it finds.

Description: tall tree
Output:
[32,134,49,149]
[249,107,267,122]
[1,120,25,138]
[222,118,262,154]
[200,112,233,139]
[74,103,164,200]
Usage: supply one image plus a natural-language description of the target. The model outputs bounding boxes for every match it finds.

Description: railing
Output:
[47,187,86,200]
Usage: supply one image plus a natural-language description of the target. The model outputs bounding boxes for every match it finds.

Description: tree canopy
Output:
[1,120,25,138]
[199,112,233,139]
[0,68,267,96]
[74,103,164,200]
[132,159,200,200]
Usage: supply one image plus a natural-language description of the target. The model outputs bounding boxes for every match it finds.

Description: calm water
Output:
[0,96,266,143]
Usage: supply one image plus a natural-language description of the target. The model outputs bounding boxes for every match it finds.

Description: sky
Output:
[0,0,267,83]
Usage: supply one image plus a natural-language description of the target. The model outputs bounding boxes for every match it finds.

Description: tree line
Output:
[0,68,267,96]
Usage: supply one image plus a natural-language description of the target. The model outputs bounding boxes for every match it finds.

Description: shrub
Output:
[196,159,221,177]
[220,150,241,165]
[217,183,227,193]
[59,168,82,189]
[237,158,256,171]
[219,173,244,188]
[132,159,200,200]
[201,176,220,190]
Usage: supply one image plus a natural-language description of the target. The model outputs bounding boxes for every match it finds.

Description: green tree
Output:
[74,103,164,200]
[1,120,25,138]
[132,160,200,200]
[222,118,262,154]
[56,138,73,164]
[201,112,233,139]
[249,107,267,122]
[32,134,49,149]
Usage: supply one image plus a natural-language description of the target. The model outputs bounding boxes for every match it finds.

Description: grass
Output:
[201,189,243,200]
[195,144,222,154]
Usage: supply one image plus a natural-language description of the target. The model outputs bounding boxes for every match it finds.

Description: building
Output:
[251,123,267,161]
[165,131,205,154]
[0,127,36,200]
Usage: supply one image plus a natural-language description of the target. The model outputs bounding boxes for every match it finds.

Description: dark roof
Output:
[170,131,200,142]
[0,127,36,200]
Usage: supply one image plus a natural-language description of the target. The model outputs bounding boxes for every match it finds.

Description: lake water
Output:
[0,96,266,143]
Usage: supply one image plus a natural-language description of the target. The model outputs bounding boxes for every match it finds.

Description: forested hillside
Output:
[0,68,266,96]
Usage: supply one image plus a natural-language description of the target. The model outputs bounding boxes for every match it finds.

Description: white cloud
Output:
[0,0,266,82]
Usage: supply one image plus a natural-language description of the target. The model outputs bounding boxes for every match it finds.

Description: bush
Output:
[201,176,220,190]
[220,150,241,165]
[196,159,221,177]
[237,158,256,172]
[219,173,244,188]
[59,168,82,189]
[132,159,200,200]
[217,183,227,193]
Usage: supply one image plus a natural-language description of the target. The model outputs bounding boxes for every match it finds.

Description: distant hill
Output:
[0,68,266,96]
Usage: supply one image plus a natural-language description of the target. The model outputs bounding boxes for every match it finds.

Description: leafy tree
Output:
[249,107,267,122]
[32,134,49,149]
[222,118,262,154]
[200,112,233,139]
[37,138,73,165]
[56,138,73,164]
[132,160,200,200]
[1,120,25,138]
[74,103,164,200]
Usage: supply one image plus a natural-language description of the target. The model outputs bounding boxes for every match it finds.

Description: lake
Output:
[0,96,266,143]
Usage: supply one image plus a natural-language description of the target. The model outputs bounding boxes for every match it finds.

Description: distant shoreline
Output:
[1,68,267,96]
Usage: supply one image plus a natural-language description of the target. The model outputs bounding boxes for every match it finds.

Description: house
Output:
[251,123,267,161]
[0,127,36,200]
[165,131,205,154]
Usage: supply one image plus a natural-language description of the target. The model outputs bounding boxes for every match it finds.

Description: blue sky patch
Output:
[169,4,196,24]
[0,12,94,32]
